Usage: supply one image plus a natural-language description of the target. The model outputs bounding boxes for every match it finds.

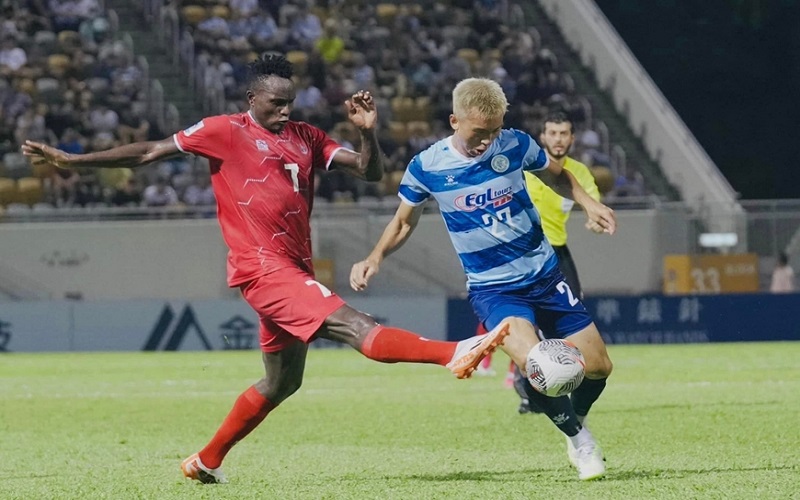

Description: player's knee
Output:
[325,306,379,345]
[347,311,380,341]
[587,356,613,379]
[255,374,303,404]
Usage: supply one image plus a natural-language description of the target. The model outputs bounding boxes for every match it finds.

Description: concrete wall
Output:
[0,296,448,352]
[0,210,677,301]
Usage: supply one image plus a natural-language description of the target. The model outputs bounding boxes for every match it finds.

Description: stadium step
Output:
[104,0,202,129]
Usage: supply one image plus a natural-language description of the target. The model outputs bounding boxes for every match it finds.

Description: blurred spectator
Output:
[350,52,375,90]
[230,0,258,17]
[230,12,280,52]
[289,5,322,49]
[183,176,215,206]
[197,13,230,42]
[90,130,116,152]
[316,19,345,64]
[74,171,103,206]
[110,177,142,207]
[14,104,52,145]
[45,102,80,138]
[404,53,434,95]
[439,48,471,86]
[143,176,179,207]
[47,167,80,207]
[79,16,110,47]
[49,0,100,32]
[316,125,361,202]
[293,75,325,122]
[56,127,85,154]
[770,252,795,293]
[0,35,26,72]
[117,107,150,144]
[85,102,118,134]
[611,169,646,198]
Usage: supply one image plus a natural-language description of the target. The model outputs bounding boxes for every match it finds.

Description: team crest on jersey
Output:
[184,121,204,136]
[454,185,514,212]
[491,154,510,173]
[299,144,308,155]
[255,139,269,151]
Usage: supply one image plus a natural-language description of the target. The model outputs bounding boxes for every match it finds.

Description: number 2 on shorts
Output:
[556,281,579,306]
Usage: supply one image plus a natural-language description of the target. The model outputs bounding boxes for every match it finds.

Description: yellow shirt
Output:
[524,157,600,246]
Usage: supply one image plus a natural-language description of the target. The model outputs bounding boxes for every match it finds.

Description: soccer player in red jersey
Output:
[22,54,509,484]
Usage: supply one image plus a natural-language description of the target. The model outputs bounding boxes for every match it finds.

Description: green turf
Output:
[1,342,798,499]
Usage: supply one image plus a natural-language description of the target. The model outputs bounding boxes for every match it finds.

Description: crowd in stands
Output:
[0,0,166,212]
[0,0,650,215]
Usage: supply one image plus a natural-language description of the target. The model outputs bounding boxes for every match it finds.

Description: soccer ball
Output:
[525,339,586,397]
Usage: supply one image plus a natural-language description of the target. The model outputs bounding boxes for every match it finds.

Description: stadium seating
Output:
[180,5,208,26]
[2,0,652,211]
[0,178,17,207]
[16,177,44,206]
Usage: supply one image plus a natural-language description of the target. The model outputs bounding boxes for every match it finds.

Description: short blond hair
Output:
[452,78,509,120]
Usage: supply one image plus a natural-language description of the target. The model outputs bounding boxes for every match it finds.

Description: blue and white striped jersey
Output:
[399,129,558,291]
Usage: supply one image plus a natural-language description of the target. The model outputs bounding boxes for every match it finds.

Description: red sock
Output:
[361,325,457,366]
[198,386,276,469]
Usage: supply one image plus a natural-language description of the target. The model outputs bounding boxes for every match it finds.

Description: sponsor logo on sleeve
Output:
[184,121,205,136]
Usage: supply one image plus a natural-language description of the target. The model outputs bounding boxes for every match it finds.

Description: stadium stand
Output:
[2,0,668,213]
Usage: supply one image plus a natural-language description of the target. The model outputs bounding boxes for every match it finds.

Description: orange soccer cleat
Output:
[446,322,510,379]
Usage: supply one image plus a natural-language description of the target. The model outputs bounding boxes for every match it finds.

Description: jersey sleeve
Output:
[571,162,601,202]
[173,116,232,160]
[305,123,346,171]
[397,155,431,206]
[513,129,549,172]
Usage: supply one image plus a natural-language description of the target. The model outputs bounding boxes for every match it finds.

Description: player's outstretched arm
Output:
[21,137,182,170]
[331,90,384,182]
[537,167,616,235]
[350,201,424,291]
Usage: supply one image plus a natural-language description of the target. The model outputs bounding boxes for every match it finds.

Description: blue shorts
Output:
[468,268,593,338]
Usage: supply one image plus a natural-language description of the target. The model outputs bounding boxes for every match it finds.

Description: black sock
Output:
[520,378,582,436]
[570,377,607,419]
[512,366,545,413]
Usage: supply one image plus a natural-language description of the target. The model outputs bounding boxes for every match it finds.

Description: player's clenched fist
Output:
[350,258,380,291]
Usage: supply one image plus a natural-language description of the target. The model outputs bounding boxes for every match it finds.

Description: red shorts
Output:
[239,267,346,353]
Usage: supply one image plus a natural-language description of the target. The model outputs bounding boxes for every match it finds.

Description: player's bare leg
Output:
[182,342,308,484]
[317,304,508,378]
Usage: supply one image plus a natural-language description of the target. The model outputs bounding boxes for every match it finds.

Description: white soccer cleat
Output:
[567,417,599,467]
[567,427,606,481]
[566,433,579,467]
[181,453,229,484]
[446,322,510,379]
[574,440,605,481]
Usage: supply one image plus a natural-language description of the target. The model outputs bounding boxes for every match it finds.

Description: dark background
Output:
[596,0,800,200]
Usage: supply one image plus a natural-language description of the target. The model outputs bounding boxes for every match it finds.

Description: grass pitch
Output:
[1,342,798,499]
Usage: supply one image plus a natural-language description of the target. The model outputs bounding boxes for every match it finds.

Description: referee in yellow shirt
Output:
[527,111,600,299]
[513,111,602,414]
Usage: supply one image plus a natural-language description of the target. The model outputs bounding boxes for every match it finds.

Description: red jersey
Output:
[174,112,343,286]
